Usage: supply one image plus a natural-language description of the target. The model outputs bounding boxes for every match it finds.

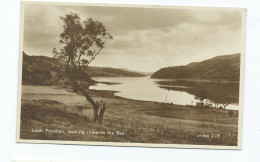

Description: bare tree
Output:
[52,13,113,124]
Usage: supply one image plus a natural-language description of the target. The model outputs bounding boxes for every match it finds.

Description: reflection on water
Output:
[90,77,239,110]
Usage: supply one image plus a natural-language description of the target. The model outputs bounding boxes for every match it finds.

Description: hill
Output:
[151,54,241,81]
[22,52,145,85]
[121,68,153,77]
[86,67,146,77]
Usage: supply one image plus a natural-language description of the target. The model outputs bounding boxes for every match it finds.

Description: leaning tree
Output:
[52,13,113,124]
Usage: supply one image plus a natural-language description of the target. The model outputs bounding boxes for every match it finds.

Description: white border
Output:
[16,1,246,150]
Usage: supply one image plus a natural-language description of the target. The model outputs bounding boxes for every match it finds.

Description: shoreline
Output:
[22,84,239,111]
[20,84,239,145]
[150,78,240,84]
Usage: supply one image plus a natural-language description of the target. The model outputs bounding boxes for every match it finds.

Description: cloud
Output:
[23,4,243,72]
[70,6,194,34]
[91,20,242,72]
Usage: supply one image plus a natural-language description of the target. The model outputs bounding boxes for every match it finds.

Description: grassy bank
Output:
[20,88,238,146]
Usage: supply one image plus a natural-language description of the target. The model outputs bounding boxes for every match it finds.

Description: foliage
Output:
[52,13,113,123]
[193,88,235,109]
[194,89,210,103]
[209,94,233,109]
[53,13,112,88]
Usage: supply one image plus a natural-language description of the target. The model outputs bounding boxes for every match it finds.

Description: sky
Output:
[23,3,244,72]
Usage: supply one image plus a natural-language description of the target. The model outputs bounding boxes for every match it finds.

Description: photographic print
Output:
[17,2,246,149]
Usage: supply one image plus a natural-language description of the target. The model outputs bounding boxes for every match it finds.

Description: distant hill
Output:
[151,54,241,81]
[120,68,153,77]
[22,52,145,85]
[87,67,146,77]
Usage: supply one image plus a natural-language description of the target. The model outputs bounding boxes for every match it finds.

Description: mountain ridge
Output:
[22,52,145,85]
[151,53,241,81]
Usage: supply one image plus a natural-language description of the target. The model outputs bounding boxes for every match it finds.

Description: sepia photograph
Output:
[17,2,246,149]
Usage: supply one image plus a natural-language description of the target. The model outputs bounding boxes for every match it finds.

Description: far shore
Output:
[150,77,240,84]
[92,75,240,84]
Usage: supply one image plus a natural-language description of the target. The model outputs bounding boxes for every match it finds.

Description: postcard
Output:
[17,1,246,149]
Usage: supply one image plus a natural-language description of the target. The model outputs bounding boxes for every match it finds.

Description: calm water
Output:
[22,77,239,110]
[90,77,239,110]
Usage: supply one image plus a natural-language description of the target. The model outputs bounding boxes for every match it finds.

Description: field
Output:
[19,86,238,146]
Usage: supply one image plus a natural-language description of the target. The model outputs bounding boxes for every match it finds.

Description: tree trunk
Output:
[93,108,99,123]
[79,89,99,123]
[98,103,106,124]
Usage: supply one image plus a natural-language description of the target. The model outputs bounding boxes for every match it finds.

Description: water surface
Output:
[22,77,239,110]
[90,77,239,110]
